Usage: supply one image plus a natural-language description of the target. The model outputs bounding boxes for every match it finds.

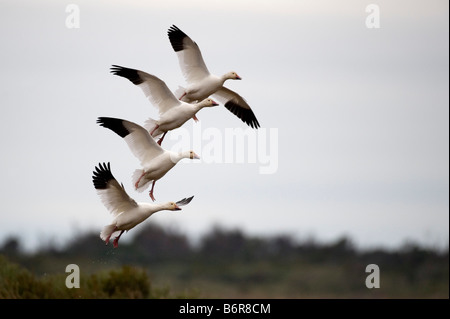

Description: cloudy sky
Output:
[0,0,448,251]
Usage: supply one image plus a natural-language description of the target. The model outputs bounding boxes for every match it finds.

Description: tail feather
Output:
[132,169,152,192]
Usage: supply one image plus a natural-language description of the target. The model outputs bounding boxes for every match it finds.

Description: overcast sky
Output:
[0,0,448,251]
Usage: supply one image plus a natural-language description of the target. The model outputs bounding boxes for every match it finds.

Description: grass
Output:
[136,259,449,298]
[0,256,197,299]
[1,254,448,299]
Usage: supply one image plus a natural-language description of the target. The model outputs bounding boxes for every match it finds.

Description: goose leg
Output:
[157,132,167,145]
[135,172,145,189]
[113,230,124,248]
[104,226,118,245]
[192,114,199,122]
[150,124,159,137]
[149,180,156,201]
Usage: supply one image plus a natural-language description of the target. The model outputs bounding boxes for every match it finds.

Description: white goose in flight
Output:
[167,25,260,129]
[93,162,194,248]
[110,65,218,145]
[97,117,200,201]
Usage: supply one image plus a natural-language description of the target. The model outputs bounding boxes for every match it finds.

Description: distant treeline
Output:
[1,223,448,271]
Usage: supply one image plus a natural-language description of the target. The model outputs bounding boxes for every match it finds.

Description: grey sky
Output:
[0,0,448,251]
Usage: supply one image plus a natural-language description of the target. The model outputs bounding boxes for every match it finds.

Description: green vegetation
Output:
[0,256,193,298]
[1,224,448,298]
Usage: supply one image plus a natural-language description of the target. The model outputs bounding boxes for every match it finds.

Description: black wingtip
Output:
[176,195,194,206]
[167,24,182,35]
[97,117,130,138]
[92,162,114,190]
[224,101,260,129]
[110,65,144,85]
[168,25,188,52]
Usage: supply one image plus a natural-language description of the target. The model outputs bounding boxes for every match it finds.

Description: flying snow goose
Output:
[92,162,194,248]
[97,117,200,201]
[167,25,260,129]
[110,65,219,145]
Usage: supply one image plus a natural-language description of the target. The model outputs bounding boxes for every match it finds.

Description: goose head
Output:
[223,71,242,81]
[170,150,200,163]
[166,202,182,211]
[200,98,219,108]
[188,150,200,159]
